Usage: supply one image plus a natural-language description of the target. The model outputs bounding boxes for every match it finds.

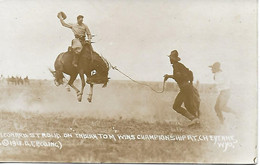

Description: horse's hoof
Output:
[77,96,82,102]
[87,98,92,103]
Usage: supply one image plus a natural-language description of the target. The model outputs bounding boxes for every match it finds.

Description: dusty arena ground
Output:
[0,80,256,163]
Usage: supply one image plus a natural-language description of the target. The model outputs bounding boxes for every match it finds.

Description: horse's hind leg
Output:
[87,84,94,102]
[84,72,93,102]
[77,72,86,102]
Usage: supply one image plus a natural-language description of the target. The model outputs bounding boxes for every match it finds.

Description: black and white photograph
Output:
[0,0,257,163]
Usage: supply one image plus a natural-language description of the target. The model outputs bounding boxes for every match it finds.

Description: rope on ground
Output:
[101,56,166,94]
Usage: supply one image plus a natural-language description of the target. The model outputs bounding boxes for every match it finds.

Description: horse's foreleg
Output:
[68,74,80,95]
[69,83,80,93]
[87,84,94,102]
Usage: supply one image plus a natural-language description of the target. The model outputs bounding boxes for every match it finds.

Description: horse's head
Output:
[49,68,64,86]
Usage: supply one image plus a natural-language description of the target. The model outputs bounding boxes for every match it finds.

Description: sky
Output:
[0,0,257,84]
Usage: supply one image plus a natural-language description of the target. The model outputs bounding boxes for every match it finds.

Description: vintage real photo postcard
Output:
[0,0,257,164]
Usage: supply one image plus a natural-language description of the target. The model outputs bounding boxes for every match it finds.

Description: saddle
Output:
[67,42,101,64]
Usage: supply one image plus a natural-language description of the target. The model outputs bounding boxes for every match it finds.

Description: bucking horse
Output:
[49,42,110,102]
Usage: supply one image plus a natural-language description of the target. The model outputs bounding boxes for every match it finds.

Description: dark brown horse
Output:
[50,42,110,102]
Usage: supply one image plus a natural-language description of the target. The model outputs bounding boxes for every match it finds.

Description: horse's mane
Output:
[80,43,105,63]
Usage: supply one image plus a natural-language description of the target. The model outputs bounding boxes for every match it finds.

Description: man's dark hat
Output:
[57,11,67,20]
[168,50,181,61]
[77,15,84,19]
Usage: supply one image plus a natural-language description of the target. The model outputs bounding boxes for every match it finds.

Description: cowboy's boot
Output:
[72,53,79,68]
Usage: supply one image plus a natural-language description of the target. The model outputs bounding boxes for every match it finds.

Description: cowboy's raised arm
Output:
[59,17,72,29]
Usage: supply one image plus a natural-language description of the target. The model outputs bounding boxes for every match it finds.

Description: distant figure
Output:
[58,12,93,68]
[15,76,21,85]
[7,76,16,85]
[0,75,4,84]
[209,62,235,124]
[18,76,23,85]
[15,76,19,85]
[24,76,30,85]
[164,50,200,126]
[196,80,199,86]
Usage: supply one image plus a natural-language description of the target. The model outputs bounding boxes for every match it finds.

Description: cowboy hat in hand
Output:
[57,11,67,20]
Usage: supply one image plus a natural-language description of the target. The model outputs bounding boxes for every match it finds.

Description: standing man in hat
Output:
[164,50,200,126]
[57,12,93,67]
[209,62,235,124]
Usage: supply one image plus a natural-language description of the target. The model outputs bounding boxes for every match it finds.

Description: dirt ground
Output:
[0,80,257,163]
